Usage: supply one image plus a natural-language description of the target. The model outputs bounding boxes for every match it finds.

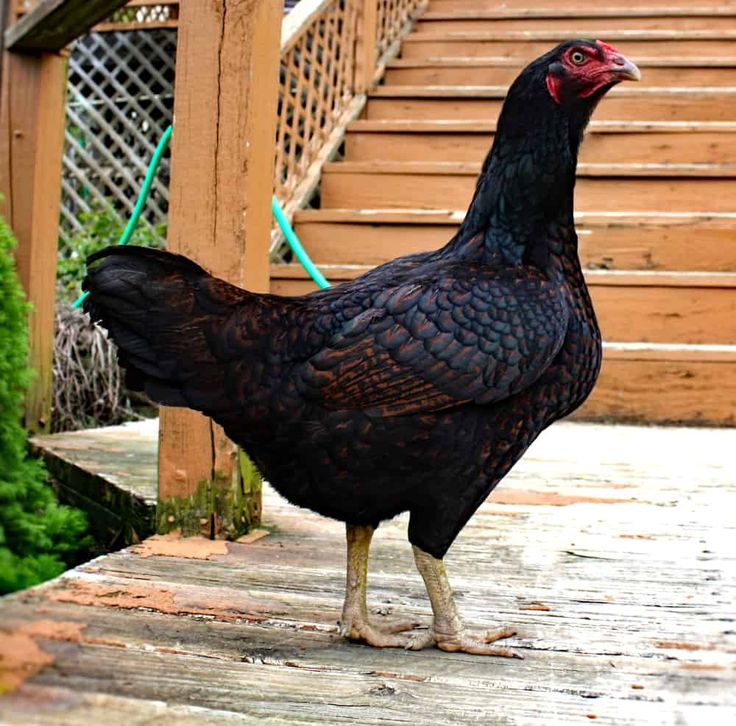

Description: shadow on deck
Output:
[1,420,735,723]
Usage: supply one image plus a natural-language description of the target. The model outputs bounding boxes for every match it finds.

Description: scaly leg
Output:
[339,524,420,647]
[408,545,521,658]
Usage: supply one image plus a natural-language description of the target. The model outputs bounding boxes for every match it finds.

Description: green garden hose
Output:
[271,195,331,290]
[72,123,330,308]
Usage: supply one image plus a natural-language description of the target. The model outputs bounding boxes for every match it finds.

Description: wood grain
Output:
[346,129,736,164]
[319,165,736,212]
[293,211,736,272]
[386,62,736,87]
[4,418,736,721]
[158,0,280,536]
[400,37,736,59]
[4,0,130,51]
[0,50,66,433]
[365,93,736,121]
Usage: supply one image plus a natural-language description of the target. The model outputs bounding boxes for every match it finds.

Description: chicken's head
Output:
[545,39,641,106]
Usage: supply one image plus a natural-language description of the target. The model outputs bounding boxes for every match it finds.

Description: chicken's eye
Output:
[570,50,586,65]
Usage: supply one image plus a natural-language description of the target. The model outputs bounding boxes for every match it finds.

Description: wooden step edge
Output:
[270,263,736,289]
[584,270,736,288]
[294,208,467,224]
[294,208,736,228]
[402,29,736,41]
[601,342,736,363]
[370,84,736,98]
[419,9,736,20]
[322,160,736,178]
[348,119,736,133]
[388,56,736,68]
[394,54,736,70]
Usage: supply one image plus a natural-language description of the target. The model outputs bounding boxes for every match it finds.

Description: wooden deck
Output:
[1,420,735,723]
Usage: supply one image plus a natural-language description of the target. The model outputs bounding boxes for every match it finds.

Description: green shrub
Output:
[0,216,90,593]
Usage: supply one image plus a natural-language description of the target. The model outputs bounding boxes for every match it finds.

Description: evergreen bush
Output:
[0,216,89,594]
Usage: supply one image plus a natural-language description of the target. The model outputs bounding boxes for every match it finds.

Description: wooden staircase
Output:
[272,0,736,426]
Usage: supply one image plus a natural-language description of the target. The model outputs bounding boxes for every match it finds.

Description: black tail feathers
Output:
[82,245,248,412]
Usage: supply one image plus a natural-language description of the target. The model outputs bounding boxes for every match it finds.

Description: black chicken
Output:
[84,40,640,657]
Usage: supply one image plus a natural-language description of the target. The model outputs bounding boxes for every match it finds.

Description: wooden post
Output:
[157,0,281,538]
[0,43,67,433]
[355,0,378,94]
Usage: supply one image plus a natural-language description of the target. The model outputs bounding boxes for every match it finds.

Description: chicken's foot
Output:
[339,524,421,647]
[408,545,521,658]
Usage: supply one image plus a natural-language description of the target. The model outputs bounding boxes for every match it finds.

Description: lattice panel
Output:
[275,0,359,209]
[60,29,176,245]
[376,0,425,62]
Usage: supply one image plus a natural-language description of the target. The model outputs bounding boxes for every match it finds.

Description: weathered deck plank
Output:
[1,421,735,723]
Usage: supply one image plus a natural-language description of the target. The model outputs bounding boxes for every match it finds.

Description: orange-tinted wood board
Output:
[293,214,736,272]
[576,356,736,425]
[400,39,736,60]
[345,130,736,164]
[364,94,736,121]
[425,0,736,10]
[384,64,736,87]
[319,168,736,213]
[415,16,736,32]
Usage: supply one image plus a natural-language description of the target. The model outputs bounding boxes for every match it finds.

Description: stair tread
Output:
[388,56,736,67]
[271,263,736,288]
[348,119,736,133]
[420,8,736,20]
[370,84,736,98]
[322,160,736,177]
[404,29,736,40]
[295,208,736,226]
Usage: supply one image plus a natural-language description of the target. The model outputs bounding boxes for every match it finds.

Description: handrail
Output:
[281,0,333,54]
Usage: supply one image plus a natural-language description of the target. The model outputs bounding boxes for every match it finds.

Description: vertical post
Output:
[157,0,281,538]
[355,0,378,94]
[0,30,67,432]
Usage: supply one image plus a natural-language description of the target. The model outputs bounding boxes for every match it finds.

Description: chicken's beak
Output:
[595,40,641,83]
[609,55,641,82]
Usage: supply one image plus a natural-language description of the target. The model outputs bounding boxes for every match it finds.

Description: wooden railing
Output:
[273,0,426,248]
[377,0,423,66]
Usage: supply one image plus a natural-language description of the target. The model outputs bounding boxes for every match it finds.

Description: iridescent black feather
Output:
[84,41,603,558]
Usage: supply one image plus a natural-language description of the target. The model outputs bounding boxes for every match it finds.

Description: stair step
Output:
[400,36,736,60]
[421,8,736,20]
[293,210,736,272]
[324,160,736,177]
[270,265,736,344]
[425,0,736,12]
[385,59,736,86]
[578,342,736,425]
[345,127,736,165]
[405,29,736,41]
[320,162,736,211]
[415,16,736,33]
[349,119,736,132]
[365,87,736,122]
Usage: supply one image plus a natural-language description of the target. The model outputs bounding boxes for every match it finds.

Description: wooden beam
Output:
[158,0,281,538]
[5,0,129,52]
[0,49,67,432]
[354,0,378,94]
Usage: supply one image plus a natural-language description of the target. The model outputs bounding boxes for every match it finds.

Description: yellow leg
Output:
[409,545,521,658]
[339,524,420,647]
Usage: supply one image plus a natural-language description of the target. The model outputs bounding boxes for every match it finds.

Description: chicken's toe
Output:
[340,619,415,648]
[407,624,521,658]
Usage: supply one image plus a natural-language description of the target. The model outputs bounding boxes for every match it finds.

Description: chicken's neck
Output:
[447,91,592,274]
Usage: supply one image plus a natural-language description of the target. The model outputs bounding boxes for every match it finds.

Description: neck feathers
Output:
[447,65,592,268]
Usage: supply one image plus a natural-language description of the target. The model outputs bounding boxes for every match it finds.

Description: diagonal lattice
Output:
[60,29,176,245]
